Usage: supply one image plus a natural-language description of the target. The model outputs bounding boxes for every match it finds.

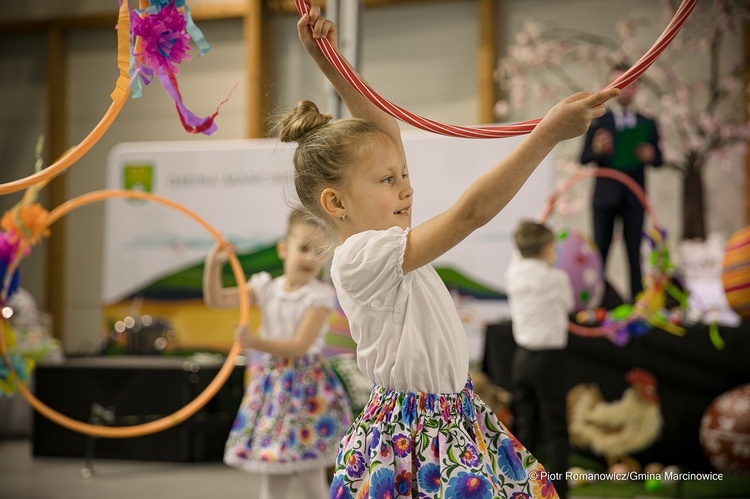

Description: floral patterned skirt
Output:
[224,353,352,474]
[329,378,558,499]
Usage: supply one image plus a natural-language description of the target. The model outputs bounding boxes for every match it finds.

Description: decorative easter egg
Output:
[609,462,630,479]
[722,226,750,320]
[644,478,662,492]
[643,462,663,475]
[643,462,664,492]
[699,384,750,473]
[567,466,587,488]
[554,229,604,313]
[585,469,600,483]
[660,465,680,485]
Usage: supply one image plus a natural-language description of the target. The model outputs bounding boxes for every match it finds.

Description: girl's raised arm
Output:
[402,90,620,273]
[298,2,403,153]
[202,243,256,309]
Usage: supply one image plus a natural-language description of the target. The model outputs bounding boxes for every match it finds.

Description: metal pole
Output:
[325,0,362,119]
[325,0,341,118]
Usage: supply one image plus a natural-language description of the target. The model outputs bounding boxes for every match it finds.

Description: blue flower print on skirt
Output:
[329,377,559,498]
[224,353,352,474]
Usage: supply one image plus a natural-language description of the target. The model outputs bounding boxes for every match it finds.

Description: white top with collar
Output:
[331,227,469,394]
[504,255,574,350]
[250,272,334,355]
[611,102,638,130]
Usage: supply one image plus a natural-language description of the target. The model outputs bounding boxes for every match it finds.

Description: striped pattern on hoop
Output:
[295,0,697,139]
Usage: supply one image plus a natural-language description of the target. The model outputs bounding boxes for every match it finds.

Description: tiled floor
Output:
[7,438,721,499]
[0,438,309,499]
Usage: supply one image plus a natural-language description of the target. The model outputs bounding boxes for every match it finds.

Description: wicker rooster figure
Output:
[567,368,663,470]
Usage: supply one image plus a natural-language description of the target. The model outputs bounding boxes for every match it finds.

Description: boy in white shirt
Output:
[505,220,575,499]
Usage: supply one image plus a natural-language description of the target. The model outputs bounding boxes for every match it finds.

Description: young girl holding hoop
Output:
[281,3,619,497]
[203,209,352,499]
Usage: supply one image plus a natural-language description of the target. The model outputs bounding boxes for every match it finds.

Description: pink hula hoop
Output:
[539,168,660,229]
[295,0,697,138]
[540,168,663,338]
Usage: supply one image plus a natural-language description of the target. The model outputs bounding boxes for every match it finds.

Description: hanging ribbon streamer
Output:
[129,0,231,135]
[294,0,697,138]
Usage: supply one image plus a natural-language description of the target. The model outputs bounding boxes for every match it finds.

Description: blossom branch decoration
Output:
[495,0,750,239]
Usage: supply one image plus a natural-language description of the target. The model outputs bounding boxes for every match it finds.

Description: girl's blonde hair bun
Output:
[279,100,333,144]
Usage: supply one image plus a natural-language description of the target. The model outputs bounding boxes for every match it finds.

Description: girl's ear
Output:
[320,187,345,220]
[276,239,287,260]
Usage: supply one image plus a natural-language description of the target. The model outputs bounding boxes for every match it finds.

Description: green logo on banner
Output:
[123,164,154,192]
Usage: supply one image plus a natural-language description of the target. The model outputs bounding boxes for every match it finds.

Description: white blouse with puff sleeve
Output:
[331,227,469,394]
[251,272,334,356]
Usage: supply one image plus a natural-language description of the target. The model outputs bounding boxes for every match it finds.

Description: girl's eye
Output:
[383,177,393,184]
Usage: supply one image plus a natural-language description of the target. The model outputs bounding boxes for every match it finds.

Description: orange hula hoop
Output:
[0,189,248,438]
[539,168,664,338]
[0,0,135,195]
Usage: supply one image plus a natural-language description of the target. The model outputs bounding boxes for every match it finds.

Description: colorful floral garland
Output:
[0,140,50,395]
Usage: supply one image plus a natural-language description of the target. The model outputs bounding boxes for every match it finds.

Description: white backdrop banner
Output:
[103,131,554,349]
[104,138,295,303]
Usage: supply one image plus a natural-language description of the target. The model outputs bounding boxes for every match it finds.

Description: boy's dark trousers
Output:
[511,347,569,499]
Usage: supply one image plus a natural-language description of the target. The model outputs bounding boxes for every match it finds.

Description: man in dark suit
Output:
[580,65,663,300]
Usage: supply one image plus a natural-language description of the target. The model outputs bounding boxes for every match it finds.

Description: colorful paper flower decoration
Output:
[0,324,34,397]
[0,143,53,396]
[0,138,48,303]
[0,232,26,300]
[1,203,49,247]
[129,0,231,135]
[0,203,45,303]
[575,228,689,347]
